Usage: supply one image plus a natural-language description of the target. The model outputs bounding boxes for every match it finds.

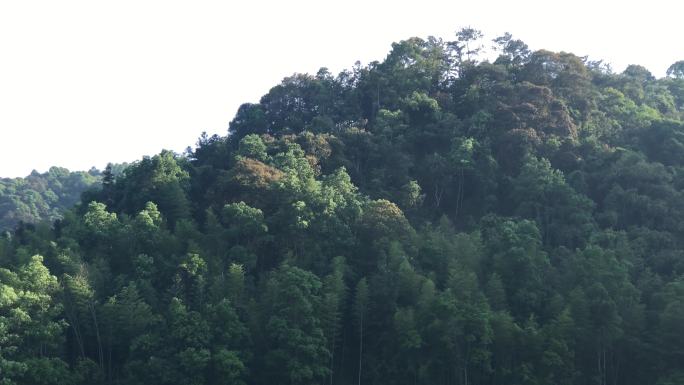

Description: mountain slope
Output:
[0,167,100,231]
[1,31,684,385]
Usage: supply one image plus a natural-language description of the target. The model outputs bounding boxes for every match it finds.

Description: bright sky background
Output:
[1,0,682,177]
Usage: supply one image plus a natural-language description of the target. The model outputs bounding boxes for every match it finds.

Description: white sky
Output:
[1,0,682,177]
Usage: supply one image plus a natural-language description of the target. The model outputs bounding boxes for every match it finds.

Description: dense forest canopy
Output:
[0,164,129,232]
[2,29,684,385]
[0,167,101,232]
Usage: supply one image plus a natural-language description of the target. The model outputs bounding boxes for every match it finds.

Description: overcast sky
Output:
[1,0,681,177]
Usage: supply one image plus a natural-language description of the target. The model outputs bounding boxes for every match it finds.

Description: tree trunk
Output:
[329,334,336,385]
[358,315,363,385]
[456,168,465,218]
[89,302,104,371]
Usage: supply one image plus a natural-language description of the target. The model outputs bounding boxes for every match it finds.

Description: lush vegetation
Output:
[0,168,101,232]
[2,29,684,385]
[0,164,129,232]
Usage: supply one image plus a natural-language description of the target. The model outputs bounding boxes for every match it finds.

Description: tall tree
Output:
[353,278,369,385]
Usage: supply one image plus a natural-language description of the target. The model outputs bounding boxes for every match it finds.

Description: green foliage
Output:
[237,134,269,162]
[511,155,595,247]
[0,168,101,231]
[2,28,684,385]
[259,265,329,385]
[0,256,67,385]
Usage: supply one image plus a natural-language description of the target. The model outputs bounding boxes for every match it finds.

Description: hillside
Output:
[0,164,130,232]
[1,30,684,385]
[0,167,100,231]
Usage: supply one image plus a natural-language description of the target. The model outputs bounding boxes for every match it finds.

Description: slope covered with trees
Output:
[0,164,129,232]
[0,167,101,231]
[2,30,684,385]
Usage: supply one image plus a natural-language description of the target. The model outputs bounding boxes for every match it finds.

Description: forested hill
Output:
[0,167,101,231]
[0,164,128,232]
[2,29,684,385]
